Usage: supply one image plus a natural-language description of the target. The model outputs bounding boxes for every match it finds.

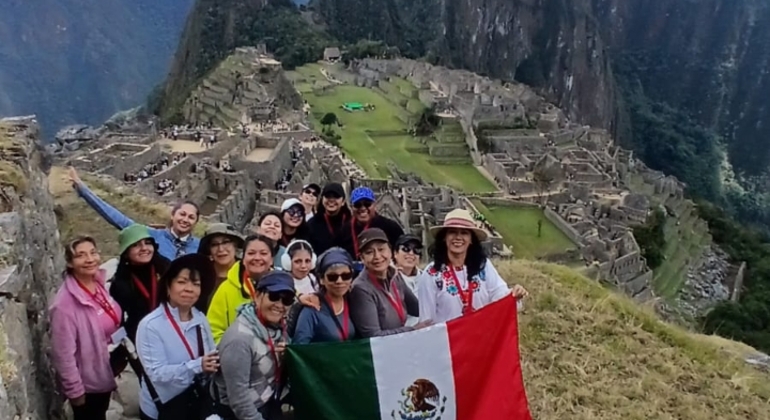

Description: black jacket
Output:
[338,214,405,259]
[307,205,353,255]
[109,256,170,342]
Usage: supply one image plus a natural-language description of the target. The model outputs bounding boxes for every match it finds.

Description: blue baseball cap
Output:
[318,247,354,273]
[256,271,295,294]
[351,187,375,205]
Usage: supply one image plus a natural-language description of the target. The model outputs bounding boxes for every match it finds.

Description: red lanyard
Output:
[449,266,475,315]
[257,311,287,386]
[369,273,406,324]
[77,280,120,327]
[324,295,350,340]
[132,266,157,309]
[164,304,197,359]
[324,213,346,236]
[350,218,371,257]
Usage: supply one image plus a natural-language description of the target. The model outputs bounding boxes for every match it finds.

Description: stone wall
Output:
[206,171,256,231]
[232,137,292,186]
[0,116,66,420]
[70,142,161,179]
[544,207,583,245]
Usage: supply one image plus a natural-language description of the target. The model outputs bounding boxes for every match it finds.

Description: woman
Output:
[68,166,201,260]
[212,271,295,420]
[300,183,320,221]
[136,254,219,420]
[207,234,276,344]
[293,248,357,344]
[417,209,528,324]
[280,239,318,296]
[307,182,352,255]
[348,228,430,337]
[50,237,123,420]
[393,234,423,327]
[110,224,170,343]
[279,198,311,246]
[197,223,244,301]
[255,211,284,270]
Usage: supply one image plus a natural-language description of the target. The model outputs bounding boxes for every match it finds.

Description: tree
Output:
[321,112,338,127]
[532,166,555,206]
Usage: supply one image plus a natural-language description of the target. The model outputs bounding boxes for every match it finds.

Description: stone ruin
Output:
[348,57,730,304]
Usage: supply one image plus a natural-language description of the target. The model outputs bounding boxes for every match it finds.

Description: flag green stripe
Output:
[287,339,380,420]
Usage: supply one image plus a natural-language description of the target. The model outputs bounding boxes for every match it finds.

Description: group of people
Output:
[51,167,528,420]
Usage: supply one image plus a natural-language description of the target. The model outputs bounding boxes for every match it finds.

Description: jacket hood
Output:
[236,302,284,343]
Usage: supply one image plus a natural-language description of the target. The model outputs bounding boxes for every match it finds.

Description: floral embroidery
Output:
[430,264,482,296]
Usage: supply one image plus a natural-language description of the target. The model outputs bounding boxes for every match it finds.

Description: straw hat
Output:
[429,209,488,241]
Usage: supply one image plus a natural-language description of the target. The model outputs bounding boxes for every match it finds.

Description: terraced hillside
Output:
[180,48,302,128]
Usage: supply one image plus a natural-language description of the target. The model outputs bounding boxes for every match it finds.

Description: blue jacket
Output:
[293,296,356,344]
[136,304,216,419]
[75,182,200,260]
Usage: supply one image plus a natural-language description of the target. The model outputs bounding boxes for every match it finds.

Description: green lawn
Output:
[300,82,495,193]
[472,200,577,259]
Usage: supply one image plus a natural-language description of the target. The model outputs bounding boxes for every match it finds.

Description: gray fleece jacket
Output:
[349,267,419,338]
[211,303,286,420]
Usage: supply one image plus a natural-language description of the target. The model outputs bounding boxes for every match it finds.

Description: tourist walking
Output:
[300,183,321,221]
[348,229,431,337]
[207,235,276,344]
[306,182,352,255]
[109,224,170,343]
[293,248,357,344]
[135,254,218,420]
[211,272,295,420]
[339,187,404,261]
[417,209,528,324]
[197,223,244,306]
[50,237,123,420]
[392,234,424,327]
[279,198,311,246]
[68,167,201,260]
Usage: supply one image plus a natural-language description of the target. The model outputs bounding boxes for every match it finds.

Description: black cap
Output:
[256,271,295,294]
[303,183,321,194]
[321,182,345,199]
[358,228,389,252]
[395,234,422,248]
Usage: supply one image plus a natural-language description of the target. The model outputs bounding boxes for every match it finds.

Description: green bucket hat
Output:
[118,224,154,255]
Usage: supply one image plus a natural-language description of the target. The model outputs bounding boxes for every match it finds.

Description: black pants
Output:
[71,392,112,420]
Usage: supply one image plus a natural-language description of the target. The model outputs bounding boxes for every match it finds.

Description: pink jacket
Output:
[49,270,122,399]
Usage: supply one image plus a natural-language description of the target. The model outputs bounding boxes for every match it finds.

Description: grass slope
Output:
[472,200,576,258]
[507,259,770,419]
[290,68,495,193]
[49,166,206,258]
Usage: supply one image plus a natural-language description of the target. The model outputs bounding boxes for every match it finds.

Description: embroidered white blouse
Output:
[417,259,510,323]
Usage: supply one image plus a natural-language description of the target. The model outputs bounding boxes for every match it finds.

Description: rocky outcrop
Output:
[0,116,66,419]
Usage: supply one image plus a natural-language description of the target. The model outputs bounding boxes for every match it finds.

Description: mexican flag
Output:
[287,296,531,420]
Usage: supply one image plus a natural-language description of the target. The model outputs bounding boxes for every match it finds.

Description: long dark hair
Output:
[113,241,171,304]
[429,230,487,279]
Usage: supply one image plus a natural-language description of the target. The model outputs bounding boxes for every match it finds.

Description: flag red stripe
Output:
[447,296,532,420]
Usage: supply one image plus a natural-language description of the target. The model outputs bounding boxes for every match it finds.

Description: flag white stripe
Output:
[371,324,458,420]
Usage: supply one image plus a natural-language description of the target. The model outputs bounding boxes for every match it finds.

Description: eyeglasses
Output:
[325,272,354,283]
[267,291,295,306]
[210,239,233,249]
[286,206,305,218]
[304,189,319,197]
[353,200,374,209]
[399,244,423,254]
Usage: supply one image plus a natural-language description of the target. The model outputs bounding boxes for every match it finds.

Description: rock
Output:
[0,116,66,419]
[55,124,101,145]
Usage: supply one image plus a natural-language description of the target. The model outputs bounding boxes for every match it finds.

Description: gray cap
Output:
[198,223,245,255]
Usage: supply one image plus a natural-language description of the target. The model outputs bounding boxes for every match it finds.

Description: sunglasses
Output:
[325,272,354,283]
[267,291,295,306]
[399,244,423,254]
[353,200,374,209]
[304,189,319,197]
[286,206,305,217]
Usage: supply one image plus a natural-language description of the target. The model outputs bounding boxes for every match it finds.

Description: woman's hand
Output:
[201,351,220,373]
[413,320,434,330]
[298,293,321,311]
[275,341,287,358]
[70,394,86,407]
[67,166,82,188]
[511,285,529,300]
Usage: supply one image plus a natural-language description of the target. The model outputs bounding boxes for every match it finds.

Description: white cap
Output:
[281,198,303,212]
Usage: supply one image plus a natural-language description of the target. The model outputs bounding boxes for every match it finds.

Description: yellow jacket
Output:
[207,262,253,344]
